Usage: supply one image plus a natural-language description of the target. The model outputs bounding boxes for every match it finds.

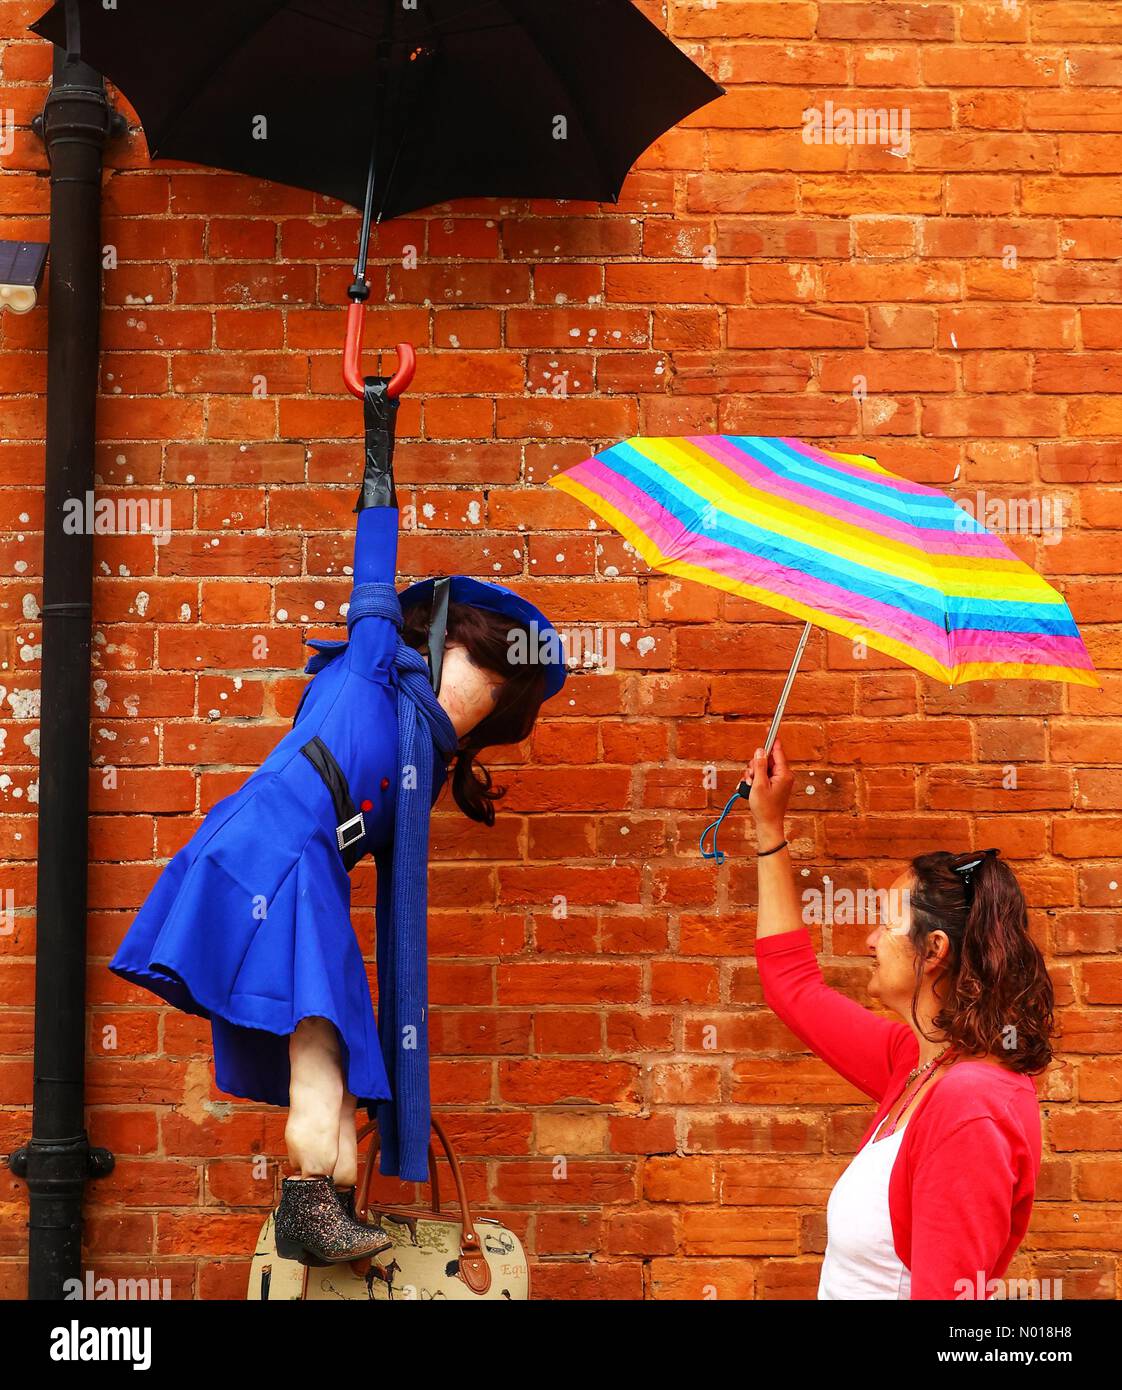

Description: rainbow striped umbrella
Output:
[550,434,1097,694]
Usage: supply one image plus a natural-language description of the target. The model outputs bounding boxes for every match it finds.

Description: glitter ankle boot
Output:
[335,1185,357,1220]
[274,1177,392,1266]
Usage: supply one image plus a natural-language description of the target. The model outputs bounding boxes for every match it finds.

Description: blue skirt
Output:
[111,752,391,1109]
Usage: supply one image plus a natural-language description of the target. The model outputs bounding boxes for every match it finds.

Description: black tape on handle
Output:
[355,376,399,511]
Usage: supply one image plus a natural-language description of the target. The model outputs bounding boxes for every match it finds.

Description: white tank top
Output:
[818,1123,912,1300]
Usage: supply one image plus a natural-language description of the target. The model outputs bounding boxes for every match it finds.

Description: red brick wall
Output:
[2,0,1121,1299]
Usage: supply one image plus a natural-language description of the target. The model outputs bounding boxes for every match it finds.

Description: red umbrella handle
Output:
[343,300,415,399]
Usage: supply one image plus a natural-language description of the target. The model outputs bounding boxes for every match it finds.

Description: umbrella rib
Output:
[375,40,437,223]
[147,0,292,160]
[489,0,612,199]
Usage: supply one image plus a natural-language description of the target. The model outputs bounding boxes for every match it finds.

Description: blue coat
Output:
[111,507,444,1113]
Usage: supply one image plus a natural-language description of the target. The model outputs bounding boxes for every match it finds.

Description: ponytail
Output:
[908,850,1054,1073]
[450,747,502,827]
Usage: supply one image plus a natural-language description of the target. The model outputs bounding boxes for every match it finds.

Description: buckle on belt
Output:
[336,811,366,853]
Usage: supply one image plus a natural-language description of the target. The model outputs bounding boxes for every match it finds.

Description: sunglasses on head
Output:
[950,848,1000,908]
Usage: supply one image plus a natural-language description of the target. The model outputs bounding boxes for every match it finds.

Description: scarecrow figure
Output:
[111,378,566,1265]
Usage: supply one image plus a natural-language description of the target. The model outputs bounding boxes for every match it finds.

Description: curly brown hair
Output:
[401,599,547,826]
[907,851,1054,1074]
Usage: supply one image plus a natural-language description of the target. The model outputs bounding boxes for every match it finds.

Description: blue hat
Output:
[397,576,567,701]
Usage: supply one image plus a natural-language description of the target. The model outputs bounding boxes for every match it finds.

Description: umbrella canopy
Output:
[550,434,1097,689]
[31,0,723,218]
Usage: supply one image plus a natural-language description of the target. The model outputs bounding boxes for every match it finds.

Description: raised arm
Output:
[747,740,912,1101]
[347,378,402,668]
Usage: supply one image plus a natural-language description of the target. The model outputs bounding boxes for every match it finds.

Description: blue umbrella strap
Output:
[699,781,752,864]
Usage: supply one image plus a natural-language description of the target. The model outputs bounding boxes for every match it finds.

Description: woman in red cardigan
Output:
[746,740,1053,1300]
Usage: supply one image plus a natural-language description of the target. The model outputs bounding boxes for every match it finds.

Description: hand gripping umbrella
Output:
[549,434,1098,860]
[32,0,724,402]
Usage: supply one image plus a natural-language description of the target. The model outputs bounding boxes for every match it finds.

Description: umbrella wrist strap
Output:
[700,786,749,865]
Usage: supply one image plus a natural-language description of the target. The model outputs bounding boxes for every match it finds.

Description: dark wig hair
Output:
[907,851,1054,1074]
[401,599,547,826]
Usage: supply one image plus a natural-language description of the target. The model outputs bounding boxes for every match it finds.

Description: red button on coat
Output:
[360,799,373,812]
[380,778,390,791]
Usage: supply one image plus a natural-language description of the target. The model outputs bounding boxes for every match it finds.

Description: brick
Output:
[672,4,816,40]
[819,351,955,392]
[728,306,865,348]
[606,262,745,304]
[1028,93,1122,133]
[956,90,1026,130]
[685,173,798,214]
[818,4,955,39]
[947,174,1018,215]
[924,47,1063,86]
[824,262,961,301]
[942,305,1077,351]
[1032,4,1122,43]
[800,175,943,215]
[1063,47,1122,87]
[1022,177,1122,214]
[866,305,936,350]
[708,42,848,86]
[853,217,917,259]
[716,217,851,259]
[922,394,1064,436]
[913,133,1057,172]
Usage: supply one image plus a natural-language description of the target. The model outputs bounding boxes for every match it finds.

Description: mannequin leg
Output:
[333,1090,359,1190]
[285,1016,344,1179]
[275,1021,392,1263]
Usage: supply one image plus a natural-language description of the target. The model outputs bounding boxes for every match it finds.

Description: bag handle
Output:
[355,1123,439,1219]
[354,1116,490,1295]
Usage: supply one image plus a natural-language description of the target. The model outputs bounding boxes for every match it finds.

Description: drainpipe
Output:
[7,9,123,1299]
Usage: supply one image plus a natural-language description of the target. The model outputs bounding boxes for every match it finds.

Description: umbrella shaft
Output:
[764,621,813,755]
[353,141,378,289]
[353,8,398,294]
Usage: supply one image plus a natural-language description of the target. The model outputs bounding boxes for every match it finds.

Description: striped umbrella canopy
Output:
[549,435,1097,690]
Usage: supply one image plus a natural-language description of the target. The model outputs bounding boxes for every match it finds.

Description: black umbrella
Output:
[32,0,722,216]
[33,0,722,398]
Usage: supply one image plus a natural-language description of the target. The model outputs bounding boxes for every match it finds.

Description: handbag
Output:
[247,1116,530,1301]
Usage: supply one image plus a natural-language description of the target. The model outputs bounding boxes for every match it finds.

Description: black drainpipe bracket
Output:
[30,79,127,156]
[7,1136,115,1183]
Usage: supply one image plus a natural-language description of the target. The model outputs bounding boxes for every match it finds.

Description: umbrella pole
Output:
[762,621,813,755]
[350,139,378,301]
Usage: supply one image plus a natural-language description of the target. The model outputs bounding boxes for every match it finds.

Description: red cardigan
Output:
[756,927,1041,1300]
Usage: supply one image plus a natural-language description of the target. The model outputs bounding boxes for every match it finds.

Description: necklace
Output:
[904,1044,955,1087]
[877,1044,956,1140]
